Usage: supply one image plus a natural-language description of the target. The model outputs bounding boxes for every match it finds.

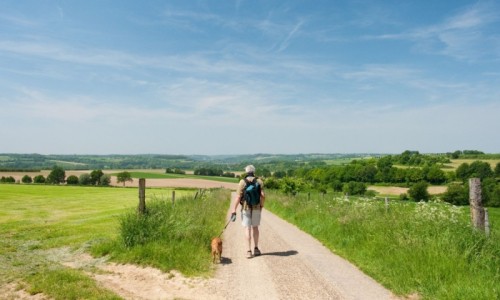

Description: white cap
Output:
[245,165,256,174]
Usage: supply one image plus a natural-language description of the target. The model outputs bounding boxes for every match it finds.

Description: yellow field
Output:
[444,159,500,171]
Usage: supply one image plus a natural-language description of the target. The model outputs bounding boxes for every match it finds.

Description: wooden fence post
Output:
[172,190,175,206]
[138,178,146,214]
[469,178,485,231]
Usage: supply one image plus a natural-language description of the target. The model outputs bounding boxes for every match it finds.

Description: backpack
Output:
[242,177,261,207]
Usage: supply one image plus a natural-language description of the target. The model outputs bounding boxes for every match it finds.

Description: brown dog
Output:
[211,237,223,264]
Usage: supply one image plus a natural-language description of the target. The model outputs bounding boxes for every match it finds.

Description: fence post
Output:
[385,197,389,212]
[172,190,175,206]
[469,178,485,231]
[138,178,146,214]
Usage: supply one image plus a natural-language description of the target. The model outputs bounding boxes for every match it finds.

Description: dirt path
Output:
[205,192,395,300]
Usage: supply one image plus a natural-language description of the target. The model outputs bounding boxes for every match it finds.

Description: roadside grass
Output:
[0,184,228,299]
[91,189,230,276]
[265,191,500,300]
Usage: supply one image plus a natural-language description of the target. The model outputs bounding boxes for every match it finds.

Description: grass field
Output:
[266,191,500,300]
[444,159,500,170]
[0,184,220,299]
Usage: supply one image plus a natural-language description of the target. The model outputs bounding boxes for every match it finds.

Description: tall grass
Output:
[266,191,500,299]
[91,188,230,276]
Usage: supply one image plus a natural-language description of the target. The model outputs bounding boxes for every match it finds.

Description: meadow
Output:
[0,184,227,299]
[265,191,500,300]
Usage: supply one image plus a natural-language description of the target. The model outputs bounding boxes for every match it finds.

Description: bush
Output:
[79,173,91,185]
[99,174,111,186]
[408,181,430,202]
[1,176,16,183]
[263,177,280,190]
[22,175,33,184]
[66,175,79,185]
[33,175,46,184]
[46,165,65,184]
[442,183,468,205]
[342,181,367,196]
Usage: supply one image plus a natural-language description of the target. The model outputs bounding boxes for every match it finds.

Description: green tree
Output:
[442,183,468,205]
[342,181,367,196]
[456,163,471,181]
[79,173,91,185]
[1,176,16,183]
[90,169,104,185]
[100,174,111,186]
[495,162,500,177]
[66,175,79,185]
[117,171,133,187]
[408,181,430,202]
[33,175,46,184]
[425,165,447,184]
[46,165,65,184]
[469,161,493,179]
[22,175,33,184]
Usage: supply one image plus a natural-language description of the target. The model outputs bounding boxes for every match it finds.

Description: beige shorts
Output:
[241,208,261,227]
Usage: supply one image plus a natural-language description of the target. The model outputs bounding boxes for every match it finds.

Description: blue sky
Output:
[1,0,499,155]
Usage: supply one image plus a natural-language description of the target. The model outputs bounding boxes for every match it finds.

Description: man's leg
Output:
[252,226,261,256]
[252,226,259,248]
[245,226,252,257]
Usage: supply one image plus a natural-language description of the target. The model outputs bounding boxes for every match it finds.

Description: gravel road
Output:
[205,193,396,300]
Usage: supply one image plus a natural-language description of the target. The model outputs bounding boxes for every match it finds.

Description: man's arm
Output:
[232,194,241,214]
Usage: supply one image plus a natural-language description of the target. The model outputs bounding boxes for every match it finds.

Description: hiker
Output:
[231,165,265,258]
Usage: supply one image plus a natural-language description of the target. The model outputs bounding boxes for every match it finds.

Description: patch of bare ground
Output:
[59,250,222,300]
[368,185,447,196]
[1,283,49,300]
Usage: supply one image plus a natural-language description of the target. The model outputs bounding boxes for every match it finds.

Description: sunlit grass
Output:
[0,184,228,298]
[266,191,500,299]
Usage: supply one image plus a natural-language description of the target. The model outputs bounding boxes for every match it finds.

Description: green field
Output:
[266,191,500,299]
[0,184,209,299]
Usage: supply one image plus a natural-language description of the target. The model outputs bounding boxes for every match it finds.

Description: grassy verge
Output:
[265,190,500,299]
[91,189,230,276]
[0,184,229,299]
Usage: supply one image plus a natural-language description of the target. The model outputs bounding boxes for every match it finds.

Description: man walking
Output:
[231,165,265,258]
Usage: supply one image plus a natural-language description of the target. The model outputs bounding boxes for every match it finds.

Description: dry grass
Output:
[444,159,500,171]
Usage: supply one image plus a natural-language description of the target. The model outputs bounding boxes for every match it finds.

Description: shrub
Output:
[408,181,430,202]
[1,176,16,183]
[342,181,367,196]
[442,183,468,205]
[79,173,91,185]
[99,174,111,186]
[66,175,79,185]
[33,175,46,184]
[22,175,33,184]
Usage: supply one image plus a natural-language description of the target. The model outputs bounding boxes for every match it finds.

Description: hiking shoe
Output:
[246,250,253,258]
[254,247,261,256]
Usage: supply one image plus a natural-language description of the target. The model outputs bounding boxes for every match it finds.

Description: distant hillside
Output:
[0,153,378,171]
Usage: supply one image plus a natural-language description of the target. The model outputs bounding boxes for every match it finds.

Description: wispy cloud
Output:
[0,13,39,27]
[367,3,500,61]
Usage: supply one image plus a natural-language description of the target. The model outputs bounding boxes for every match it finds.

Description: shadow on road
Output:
[220,257,233,265]
[262,250,298,257]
